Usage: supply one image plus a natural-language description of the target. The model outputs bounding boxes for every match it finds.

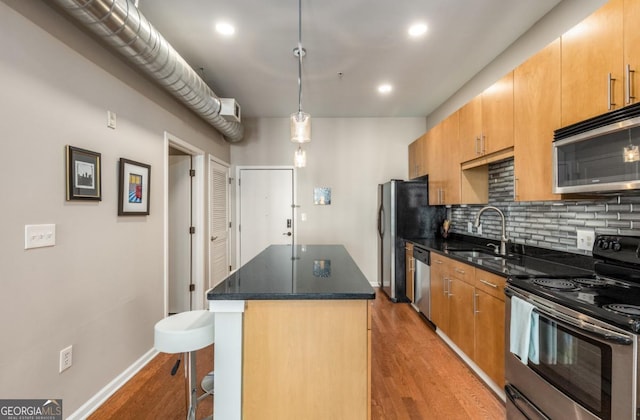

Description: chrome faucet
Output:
[474,206,508,256]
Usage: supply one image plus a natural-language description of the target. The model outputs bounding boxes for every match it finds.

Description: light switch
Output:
[107,110,116,129]
[25,224,56,249]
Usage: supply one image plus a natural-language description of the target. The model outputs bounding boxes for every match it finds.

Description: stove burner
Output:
[533,278,578,290]
[572,277,609,287]
[603,304,640,317]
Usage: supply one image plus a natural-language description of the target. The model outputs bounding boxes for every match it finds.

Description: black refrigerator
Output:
[377,179,444,302]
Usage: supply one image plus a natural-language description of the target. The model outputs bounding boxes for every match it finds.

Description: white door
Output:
[168,154,192,313]
[238,168,294,266]
[209,158,230,289]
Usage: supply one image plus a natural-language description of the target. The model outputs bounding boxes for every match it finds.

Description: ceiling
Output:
[139,0,563,119]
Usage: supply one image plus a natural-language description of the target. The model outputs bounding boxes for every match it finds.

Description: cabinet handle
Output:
[434,259,443,264]
[626,64,636,105]
[474,293,479,314]
[444,278,449,296]
[479,279,498,288]
[447,279,453,297]
[480,135,486,155]
[608,72,616,110]
[475,136,481,156]
[455,268,465,274]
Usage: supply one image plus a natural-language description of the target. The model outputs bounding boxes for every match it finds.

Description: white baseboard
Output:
[67,348,158,420]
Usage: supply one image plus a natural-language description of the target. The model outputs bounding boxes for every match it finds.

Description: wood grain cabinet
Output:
[405,242,415,302]
[408,134,428,179]
[513,39,562,202]
[561,0,629,126]
[427,112,461,205]
[429,254,506,388]
[458,72,514,164]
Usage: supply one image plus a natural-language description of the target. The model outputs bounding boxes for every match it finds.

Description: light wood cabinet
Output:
[408,134,427,179]
[430,254,449,332]
[243,299,370,419]
[624,0,640,107]
[482,71,514,155]
[458,72,514,164]
[514,39,562,202]
[428,112,461,205]
[405,242,415,302]
[429,254,506,388]
[473,270,506,388]
[561,0,624,126]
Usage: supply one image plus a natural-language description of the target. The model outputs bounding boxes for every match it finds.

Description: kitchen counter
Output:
[207,244,373,420]
[207,244,375,300]
[406,235,594,277]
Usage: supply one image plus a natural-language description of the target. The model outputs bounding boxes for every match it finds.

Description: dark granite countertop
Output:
[406,234,595,277]
[207,244,375,300]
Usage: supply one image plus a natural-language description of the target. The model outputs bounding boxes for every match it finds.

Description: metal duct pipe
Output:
[50,0,244,143]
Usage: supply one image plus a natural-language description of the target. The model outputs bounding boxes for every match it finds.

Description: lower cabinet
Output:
[429,254,506,388]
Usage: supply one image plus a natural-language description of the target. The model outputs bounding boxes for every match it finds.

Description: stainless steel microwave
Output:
[553,105,640,194]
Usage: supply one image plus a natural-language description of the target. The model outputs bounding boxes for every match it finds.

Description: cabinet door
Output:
[448,278,475,357]
[514,39,562,202]
[408,138,419,179]
[426,124,443,205]
[561,0,624,126]
[430,256,449,333]
[482,71,514,155]
[459,96,483,163]
[624,0,640,107]
[440,111,461,205]
[405,243,414,302]
[474,290,505,388]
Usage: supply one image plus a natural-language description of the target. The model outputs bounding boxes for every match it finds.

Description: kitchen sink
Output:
[446,248,520,261]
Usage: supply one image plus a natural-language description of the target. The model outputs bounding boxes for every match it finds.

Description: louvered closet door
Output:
[209,158,230,289]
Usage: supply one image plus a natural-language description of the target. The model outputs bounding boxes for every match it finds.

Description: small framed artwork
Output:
[66,145,102,201]
[118,158,151,215]
[313,187,331,205]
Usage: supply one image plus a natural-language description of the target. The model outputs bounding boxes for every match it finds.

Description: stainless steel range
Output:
[505,235,640,420]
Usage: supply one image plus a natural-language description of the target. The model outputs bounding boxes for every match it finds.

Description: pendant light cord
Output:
[297,0,303,114]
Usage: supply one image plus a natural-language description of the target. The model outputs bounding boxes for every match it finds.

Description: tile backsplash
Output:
[449,158,640,255]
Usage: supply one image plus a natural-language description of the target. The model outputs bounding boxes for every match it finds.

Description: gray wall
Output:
[0,0,229,415]
[450,159,640,254]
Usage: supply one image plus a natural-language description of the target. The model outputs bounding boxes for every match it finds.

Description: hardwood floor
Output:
[89,291,504,419]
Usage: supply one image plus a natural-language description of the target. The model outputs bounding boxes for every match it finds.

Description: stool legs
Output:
[185,351,198,420]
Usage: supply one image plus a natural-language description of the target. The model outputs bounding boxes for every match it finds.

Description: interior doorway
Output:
[236,167,295,266]
[209,156,230,289]
[165,132,205,315]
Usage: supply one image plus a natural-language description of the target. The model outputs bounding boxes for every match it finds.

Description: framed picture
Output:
[313,187,331,205]
[118,158,151,215]
[66,145,102,201]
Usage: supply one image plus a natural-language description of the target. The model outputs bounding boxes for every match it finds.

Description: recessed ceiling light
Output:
[378,84,393,94]
[215,22,235,36]
[408,23,428,38]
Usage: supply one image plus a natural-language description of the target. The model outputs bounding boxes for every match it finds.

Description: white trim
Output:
[164,132,206,313]
[234,165,295,268]
[67,349,158,420]
[209,299,246,313]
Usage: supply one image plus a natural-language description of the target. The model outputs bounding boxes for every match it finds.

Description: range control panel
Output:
[592,235,640,264]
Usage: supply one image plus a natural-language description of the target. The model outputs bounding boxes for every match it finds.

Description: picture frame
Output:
[313,187,331,205]
[66,145,102,201]
[118,158,151,216]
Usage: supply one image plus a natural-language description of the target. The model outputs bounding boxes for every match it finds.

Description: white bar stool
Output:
[154,310,214,420]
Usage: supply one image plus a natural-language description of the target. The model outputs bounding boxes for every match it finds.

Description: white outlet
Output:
[577,229,595,251]
[25,224,56,249]
[107,110,116,129]
[59,345,73,373]
[477,224,483,235]
[467,222,473,233]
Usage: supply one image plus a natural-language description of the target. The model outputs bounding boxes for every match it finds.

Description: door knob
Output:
[211,236,218,241]
[283,232,292,236]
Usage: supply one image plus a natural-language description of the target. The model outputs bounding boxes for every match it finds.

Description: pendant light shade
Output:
[294,146,307,167]
[290,111,311,143]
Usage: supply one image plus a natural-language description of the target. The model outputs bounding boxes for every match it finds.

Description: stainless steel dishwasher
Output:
[413,245,431,320]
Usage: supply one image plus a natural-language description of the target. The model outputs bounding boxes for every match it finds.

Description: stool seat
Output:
[154,310,214,354]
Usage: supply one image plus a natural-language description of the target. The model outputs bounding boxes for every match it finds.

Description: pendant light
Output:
[290,0,310,143]
[294,146,307,167]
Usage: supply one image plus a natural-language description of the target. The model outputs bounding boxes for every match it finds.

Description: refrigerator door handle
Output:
[378,206,385,237]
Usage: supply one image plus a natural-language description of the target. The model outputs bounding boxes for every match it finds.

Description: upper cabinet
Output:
[561,0,624,126]
[514,39,562,202]
[459,72,514,163]
[428,112,461,205]
[624,0,640,107]
[408,134,427,179]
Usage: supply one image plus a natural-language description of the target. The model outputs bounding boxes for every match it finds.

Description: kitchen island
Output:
[207,244,375,420]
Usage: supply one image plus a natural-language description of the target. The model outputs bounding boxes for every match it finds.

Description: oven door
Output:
[505,287,637,420]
